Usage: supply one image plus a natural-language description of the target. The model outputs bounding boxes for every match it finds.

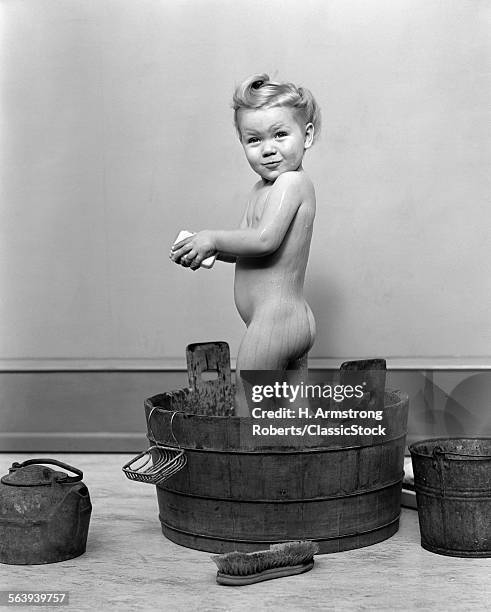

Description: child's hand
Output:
[170,230,216,270]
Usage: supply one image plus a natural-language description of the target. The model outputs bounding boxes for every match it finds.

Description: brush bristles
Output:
[211,541,319,576]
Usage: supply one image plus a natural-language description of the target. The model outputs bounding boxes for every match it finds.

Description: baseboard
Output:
[0,432,147,453]
[1,356,490,371]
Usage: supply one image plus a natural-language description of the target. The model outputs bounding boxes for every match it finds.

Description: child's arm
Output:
[171,172,303,268]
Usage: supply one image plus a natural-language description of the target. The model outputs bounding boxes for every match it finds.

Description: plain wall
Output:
[1,0,491,366]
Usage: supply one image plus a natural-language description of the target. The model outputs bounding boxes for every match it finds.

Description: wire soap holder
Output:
[122,408,186,485]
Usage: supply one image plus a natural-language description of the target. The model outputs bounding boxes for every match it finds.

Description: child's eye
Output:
[275,131,288,138]
[247,137,260,144]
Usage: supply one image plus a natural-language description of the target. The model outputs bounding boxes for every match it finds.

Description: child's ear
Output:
[304,123,314,149]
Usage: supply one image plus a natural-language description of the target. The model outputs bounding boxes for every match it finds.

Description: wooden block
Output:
[340,358,387,412]
[185,342,234,416]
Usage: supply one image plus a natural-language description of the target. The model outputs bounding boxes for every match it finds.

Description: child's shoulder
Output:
[273,170,314,198]
[251,171,314,199]
[276,170,312,187]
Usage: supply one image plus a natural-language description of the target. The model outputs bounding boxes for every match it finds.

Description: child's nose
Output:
[262,140,277,156]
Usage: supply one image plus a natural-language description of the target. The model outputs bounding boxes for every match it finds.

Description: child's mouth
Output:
[263,160,281,168]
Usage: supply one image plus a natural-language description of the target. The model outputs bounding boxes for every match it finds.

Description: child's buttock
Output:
[254,299,316,353]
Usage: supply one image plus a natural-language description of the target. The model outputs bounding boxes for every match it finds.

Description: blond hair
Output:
[232,73,321,142]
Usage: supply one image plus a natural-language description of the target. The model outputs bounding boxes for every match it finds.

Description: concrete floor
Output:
[1,454,490,612]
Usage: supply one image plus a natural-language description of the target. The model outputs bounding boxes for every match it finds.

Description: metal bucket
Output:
[409,437,491,557]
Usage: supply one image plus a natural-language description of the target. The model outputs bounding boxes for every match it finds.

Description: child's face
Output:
[237,106,313,182]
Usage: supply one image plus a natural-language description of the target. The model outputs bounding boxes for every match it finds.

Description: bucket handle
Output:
[11,459,83,483]
[147,406,181,449]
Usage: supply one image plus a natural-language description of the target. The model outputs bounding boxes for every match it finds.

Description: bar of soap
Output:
[173,230,216,269]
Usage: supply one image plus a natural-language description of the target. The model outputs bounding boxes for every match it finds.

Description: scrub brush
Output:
[211,540,319,586]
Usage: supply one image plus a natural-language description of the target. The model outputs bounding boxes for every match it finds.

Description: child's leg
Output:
[287,352,309,375]
[286,304,316,406]
[284,353,314,417]
[234,306,315,416]
[234,320,288,416]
